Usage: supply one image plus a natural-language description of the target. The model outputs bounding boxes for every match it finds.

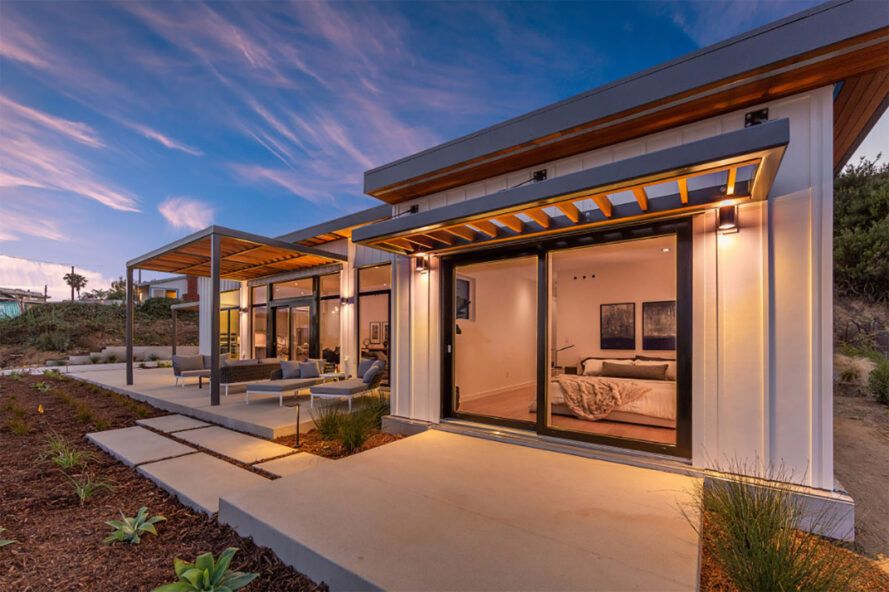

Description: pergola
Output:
[125,225,347,405]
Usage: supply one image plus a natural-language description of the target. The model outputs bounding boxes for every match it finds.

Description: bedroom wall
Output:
[553,256,676,368]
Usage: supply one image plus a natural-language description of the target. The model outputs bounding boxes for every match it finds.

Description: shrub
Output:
[6,417,31,436]
[42,369,65,381]
[311,405,343,440]
[67,473,113,506]
[104,506,166,545]
[42,433,95,471]
[139,297,178,319]
[338,411,373,453]
[0,527,16,548]
[106,354,119,363]
[31,381,52,393]
[359,395,390,430]
[684,463,860,592]
[838,365,860,384]
[153,547,258,592]
[89,354,101,364]
[35,330,71,351]
[147,352,160,362]
[868,358,889,404]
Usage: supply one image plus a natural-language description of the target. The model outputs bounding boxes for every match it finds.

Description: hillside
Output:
[0,299,198,368]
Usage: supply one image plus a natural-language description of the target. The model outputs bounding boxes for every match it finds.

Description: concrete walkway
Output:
[220,430,701,592]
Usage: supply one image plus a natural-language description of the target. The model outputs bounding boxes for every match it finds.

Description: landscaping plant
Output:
[67,473,113,506]
[868,357,889,404]
[683,462,860,592]
[31,381,52,393]
[152,547,258,592]
[338,410,373,453]
[6,417,31,436]
[359,394,390,430]
[311,405,343,440]
[0,527,16,548]
[42,433,95,470]
[104,506,166,545]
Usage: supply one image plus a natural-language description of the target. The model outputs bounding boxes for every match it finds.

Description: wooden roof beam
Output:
[677,177,689,204]
[443,225,475,241]
[424,232,453,246]
[725,166,738,196]
[469,220,498,237]
[495,214,523,233]
[525,208,550,229]
[557,202,580,223]
[591,195,613,218]
[632,187,649,211]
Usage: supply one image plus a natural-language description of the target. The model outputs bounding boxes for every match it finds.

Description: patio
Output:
[70,366,333,438]
[220,429,701,591]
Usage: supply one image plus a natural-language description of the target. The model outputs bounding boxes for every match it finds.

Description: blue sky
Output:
[1,0,881,298]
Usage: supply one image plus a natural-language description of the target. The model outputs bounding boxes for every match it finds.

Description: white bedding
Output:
[549,377,676,421]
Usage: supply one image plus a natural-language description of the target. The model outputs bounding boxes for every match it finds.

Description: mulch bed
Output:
[0,373,325,592]
[699,511,889,592]
[275,427,402,459]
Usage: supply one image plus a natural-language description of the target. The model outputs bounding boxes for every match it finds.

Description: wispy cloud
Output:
[158,196,213,231]
[0,208,67,242]
[0,95,104,148]
[125,121,204,156]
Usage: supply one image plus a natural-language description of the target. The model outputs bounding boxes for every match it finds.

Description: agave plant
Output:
[104,506,166,545]
[153,548,258,592]
[0,527,17,548]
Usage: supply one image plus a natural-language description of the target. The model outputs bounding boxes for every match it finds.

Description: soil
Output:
[0,373,325,592]
[834,392,889,558]
[275,428,403,459]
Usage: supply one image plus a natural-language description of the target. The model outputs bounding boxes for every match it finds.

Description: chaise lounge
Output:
[309,359,384,411]
[172,355,280,393]
[244,359,336,406]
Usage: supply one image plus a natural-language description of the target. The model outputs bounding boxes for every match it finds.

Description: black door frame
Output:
[441,219,693,458]
[268,296,317,360]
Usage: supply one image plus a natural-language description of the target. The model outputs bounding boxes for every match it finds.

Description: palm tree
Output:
[63,269,88,301]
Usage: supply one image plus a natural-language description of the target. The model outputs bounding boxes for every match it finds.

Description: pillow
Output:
[306,358,325,373]
[362,363,381,385]
[357,358,376,377]
[601,361,667,380]
[635,358,677,381]
[175,355,204,372]
[280,360,301,379]
[299,361,320,379]
[581,357,634,376]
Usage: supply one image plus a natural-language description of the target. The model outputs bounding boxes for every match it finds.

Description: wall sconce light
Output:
[416,255,429,274]
[718,205,738,233]
[339,296,355,306]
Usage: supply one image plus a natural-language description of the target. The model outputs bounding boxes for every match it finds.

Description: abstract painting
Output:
[643,300,676,350]
[600,303,635,350]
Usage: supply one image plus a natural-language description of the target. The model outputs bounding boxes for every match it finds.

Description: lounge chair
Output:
[244,359,334,406]
[309,359,384,411]
[172,355,211,387]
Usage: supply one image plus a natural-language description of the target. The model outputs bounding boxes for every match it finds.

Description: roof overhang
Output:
[127,226,347,281]
[353,119,789,255]
[276,204,391,247]
[364,1,888,204]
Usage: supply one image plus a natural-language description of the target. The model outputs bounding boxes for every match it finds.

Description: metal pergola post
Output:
[172,308,177,356]
[125,266,134,386]
[210,234,221,406]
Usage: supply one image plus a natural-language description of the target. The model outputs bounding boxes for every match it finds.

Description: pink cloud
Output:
[158,196,214,231]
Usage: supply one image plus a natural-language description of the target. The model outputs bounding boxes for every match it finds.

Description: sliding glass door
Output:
[442,221,691,457]
[271,300,313,361]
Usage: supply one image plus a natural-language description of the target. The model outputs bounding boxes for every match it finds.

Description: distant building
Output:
[0,287,50,318]
[136,275,198,303]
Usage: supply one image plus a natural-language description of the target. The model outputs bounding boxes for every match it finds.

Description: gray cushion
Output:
[248,377,321,392]
[175,355,204,372]
[222,359,253,367]
[179,369,210,377]
[357,358,376,377]
[280,361,302,379]
[311,378,368,395]
[299,361,320,378]
[601,361,667,380]
[362,363,381,385]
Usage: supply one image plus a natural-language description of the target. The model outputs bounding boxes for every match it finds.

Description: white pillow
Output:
[581,358,634,376]
[635,359,677,380]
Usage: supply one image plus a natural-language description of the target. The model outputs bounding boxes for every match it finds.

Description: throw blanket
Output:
[556,375,651,421]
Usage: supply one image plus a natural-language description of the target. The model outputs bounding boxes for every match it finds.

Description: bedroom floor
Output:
[458,385,676,445]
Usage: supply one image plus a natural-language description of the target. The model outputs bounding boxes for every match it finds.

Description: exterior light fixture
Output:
[416,255,429,274]
[718,205,738,233]
[339,295,354,306]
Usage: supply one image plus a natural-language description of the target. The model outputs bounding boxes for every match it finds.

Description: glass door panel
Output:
[452,255,537,425]
[274,307,290,360]
[291,305,310,362]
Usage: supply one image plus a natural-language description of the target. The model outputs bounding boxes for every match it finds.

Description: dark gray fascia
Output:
[353,119,789,243]
[276,204,391,244]
[364,0,885,193]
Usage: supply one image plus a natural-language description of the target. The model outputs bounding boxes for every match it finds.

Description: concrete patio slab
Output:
[138,452,269,514]
[220,430,700,592]
[137,414,210,433]
[70,367,342,439]
[87,426,195,467]
[175,425,296,464]
[255,452,330,477]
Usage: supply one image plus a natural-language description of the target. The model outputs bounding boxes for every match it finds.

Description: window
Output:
[358,264,391,385]
[320,273,340,297]
[319,272,341,367]
[455,276,475,321]
[273,278,312,299]
[251,285,267,305]
[251,285,268,359]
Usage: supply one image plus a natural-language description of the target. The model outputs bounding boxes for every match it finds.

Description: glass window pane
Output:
[273,278,312,299]
[220,289,239,308]
[252,305,267,359]
[320,273,340,297]
[320,299,340,368]
[275,307,290,359]
[291,306,310,362]
[359,292,389,384]
[252,286,267,306]
[358,265,391,293]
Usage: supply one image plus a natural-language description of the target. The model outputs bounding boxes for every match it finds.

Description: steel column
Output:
[210,234,221,406]
[125,266,134,385]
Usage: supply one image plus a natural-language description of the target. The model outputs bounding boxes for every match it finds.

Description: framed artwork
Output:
[383,322,390,344]
[643,300,676,350]
[369,321,382,344]
[600,303,635,350]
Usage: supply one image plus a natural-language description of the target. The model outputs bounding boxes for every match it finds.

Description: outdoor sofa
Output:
[172,355,280,393]
[309,358,384,411]
[244,358,338,406]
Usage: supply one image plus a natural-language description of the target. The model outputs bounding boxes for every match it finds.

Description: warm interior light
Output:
[661,247,671,253]
[416,255,429,274]
[718,205,738,232]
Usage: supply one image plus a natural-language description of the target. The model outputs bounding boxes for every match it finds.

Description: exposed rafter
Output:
[632,187,649,211]
[557,202,580,223]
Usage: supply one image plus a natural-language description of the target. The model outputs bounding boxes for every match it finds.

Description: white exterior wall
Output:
[197,277,240,356]
[387,87,836,490]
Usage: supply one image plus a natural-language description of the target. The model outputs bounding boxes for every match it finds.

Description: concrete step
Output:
[87,426,195,467]
[137,414,210,433]
[174,425,296,464]
[255,452,329,477]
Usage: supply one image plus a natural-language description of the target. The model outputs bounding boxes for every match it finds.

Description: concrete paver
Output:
[175,425,296,464]
[255,452,329,477]
[138,452,269,514]
[87,426,195,467]
[137,414,210,433]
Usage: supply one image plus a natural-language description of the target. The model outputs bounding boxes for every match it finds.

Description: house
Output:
[124,0,889,532]
[136,275,197,303]
[0,287,50,318]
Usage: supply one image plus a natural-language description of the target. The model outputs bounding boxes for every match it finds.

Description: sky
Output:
[1,0,884,300]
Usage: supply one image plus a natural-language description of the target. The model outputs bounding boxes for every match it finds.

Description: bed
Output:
[530,357,677,428]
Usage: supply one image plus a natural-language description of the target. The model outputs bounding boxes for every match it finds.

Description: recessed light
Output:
[661,247,671,252]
